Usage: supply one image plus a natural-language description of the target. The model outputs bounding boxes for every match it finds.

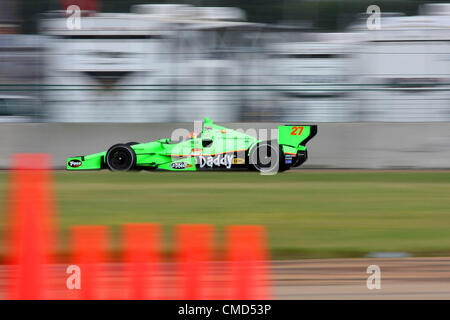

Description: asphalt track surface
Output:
[273,257,450,299]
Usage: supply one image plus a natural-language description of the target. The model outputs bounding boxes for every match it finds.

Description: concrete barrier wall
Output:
[1,122,449,169]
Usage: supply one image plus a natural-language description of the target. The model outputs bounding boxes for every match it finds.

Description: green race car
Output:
[66,118,317,173]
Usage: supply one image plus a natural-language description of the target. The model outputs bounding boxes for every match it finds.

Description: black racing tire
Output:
[106,144,136,171]
[125,142,143,171]
[249,141,284,174]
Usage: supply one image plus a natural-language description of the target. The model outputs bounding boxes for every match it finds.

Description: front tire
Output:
[106,144,136,171]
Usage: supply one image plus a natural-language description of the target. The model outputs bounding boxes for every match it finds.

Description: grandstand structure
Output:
[349,4,450,122]
[267,32,358,122]
[40,4,263,122]
[0,3,448,122]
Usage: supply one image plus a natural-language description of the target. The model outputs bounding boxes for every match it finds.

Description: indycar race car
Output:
[67,118,317,173]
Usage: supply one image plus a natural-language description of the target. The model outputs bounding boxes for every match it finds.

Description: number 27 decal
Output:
[291,126,304,135]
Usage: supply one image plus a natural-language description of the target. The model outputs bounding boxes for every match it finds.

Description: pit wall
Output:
[1,122,449,169]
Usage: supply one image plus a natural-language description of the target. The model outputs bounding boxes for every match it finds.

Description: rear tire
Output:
[106,144,136,171]
[249,141,283,174]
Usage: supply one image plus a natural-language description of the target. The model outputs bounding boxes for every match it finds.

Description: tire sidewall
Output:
[106,144,136,171]
[249,141,281,174]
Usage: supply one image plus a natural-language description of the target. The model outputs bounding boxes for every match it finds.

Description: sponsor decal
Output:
[68,160,82,168]
[187,164,193,168]
[204,126,212,131]
[285,159,292,164]
[220,129,228,134]
[232,157,245,165]
[196,154,234,169]
[170,162,187,169]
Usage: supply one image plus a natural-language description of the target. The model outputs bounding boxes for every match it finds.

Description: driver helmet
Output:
[186,131,198,139]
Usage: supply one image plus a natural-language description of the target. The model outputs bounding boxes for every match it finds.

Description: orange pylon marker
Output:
[71,225,109,300]
[227,225,271,300]
[123,223,161,299]
[6,154,55,300]
[176,224,214,300]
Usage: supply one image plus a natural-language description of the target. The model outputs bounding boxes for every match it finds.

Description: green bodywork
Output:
[66,118,317,171]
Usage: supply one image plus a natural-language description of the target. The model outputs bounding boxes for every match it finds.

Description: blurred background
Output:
[1,0,449,123]
[1,1,450,299]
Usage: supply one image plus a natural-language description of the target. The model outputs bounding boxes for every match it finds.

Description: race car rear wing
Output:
[278,125,318,149]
